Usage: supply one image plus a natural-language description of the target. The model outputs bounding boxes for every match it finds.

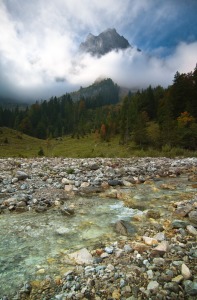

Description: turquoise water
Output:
[0,175,196,297]
[0,198,137,297]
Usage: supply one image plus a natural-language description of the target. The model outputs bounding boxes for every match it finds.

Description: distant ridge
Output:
[70,78,119,104]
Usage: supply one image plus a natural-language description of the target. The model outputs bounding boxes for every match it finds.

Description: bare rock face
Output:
[79,28,131,56]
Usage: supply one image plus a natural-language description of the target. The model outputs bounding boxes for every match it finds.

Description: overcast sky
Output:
[0,0,197,102]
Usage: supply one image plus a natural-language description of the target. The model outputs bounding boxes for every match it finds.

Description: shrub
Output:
[38,147,45,156]
[66,168,74,174]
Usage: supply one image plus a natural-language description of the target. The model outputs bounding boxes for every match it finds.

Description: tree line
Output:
[0,66,197,150]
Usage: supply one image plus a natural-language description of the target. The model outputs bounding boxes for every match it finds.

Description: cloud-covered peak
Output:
[79,28,131,56]
[0,0,197,102]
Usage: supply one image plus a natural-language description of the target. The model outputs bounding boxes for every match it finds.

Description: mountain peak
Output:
[79,28,131,56]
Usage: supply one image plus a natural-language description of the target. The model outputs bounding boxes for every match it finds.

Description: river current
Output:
[0,175,196,297]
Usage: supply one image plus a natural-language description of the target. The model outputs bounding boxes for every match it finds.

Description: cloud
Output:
[0,0,197,101]
[68,41,197,90]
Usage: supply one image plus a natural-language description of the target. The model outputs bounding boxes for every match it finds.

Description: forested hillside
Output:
[0,66,197,150]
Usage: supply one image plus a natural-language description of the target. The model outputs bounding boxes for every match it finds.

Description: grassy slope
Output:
[0,127,196,158]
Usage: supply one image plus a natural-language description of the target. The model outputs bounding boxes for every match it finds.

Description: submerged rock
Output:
[172,219,188,229]
[115,220,136,236]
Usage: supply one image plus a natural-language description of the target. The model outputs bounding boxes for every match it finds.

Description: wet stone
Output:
[172,219,188,229]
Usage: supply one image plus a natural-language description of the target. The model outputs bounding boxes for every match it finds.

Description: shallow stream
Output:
[0,175,196,297]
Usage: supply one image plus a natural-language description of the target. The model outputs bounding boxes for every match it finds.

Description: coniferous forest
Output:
[0,67,197,151]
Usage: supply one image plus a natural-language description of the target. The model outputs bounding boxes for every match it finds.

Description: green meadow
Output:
[0,127,196,158]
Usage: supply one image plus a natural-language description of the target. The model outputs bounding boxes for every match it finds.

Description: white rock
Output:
[187,225,197,235]
[64,184,73,192]
[69,248,93,265]
[62,178,71,184]
[181,263,192,279]
[81,182,90,188]
[143,236,158,246]
[147,270,153,279]
[105,264,115,272]
[100,252,109,259]
[55,227,70,235]
[147,281,159,291]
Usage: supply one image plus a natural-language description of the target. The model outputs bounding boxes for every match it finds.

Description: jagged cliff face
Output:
[79,28,131,56]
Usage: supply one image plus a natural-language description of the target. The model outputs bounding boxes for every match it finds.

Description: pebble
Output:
[147,280,159,291]
[181,263,192,279]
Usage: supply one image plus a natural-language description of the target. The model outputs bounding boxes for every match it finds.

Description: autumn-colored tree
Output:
[100,123,107,140]
[177,111,195,127]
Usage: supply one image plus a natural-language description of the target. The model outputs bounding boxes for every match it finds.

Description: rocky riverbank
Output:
[1,157,197,213]
[0,157,197,299]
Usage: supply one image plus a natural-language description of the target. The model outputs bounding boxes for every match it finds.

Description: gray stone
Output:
[172,219,188,229]
[147,280,159,291]
[108,179,122,186]
[153,257,165,266]
[153,232,166,241]
[89,164,100,170]
[175,205,193,217]
[16,171,29,180]
[164,282,179,293]
[188,210,197,225]
[183,280,197,296]
[115,220,136,236]
[123,244,132,253]
[187,225,197,235]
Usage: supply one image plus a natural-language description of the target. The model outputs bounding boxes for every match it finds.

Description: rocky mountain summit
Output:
[79,28,131,56]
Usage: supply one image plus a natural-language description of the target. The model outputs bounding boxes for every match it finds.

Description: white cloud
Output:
[67,41,197,90]
[0,0,197,100]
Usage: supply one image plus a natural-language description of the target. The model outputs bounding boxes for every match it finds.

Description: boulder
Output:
[115,220,136,236]
[16,171,29,180]
[69,248,93,265]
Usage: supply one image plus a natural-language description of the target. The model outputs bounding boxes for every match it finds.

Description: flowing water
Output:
[0,175,196,297]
